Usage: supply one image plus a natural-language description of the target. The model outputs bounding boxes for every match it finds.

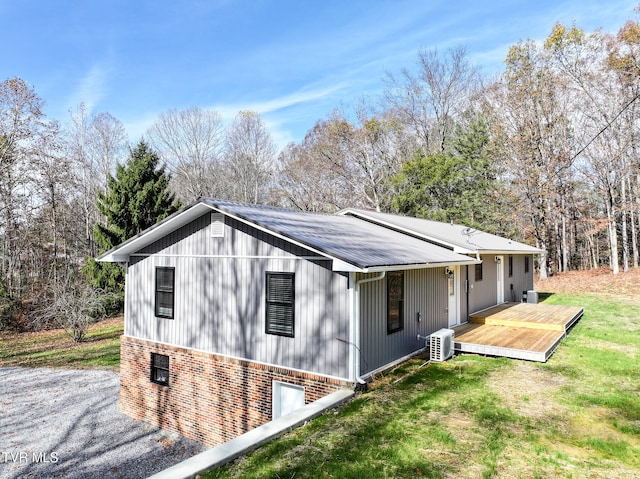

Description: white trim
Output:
[129,253,329,261]
[496,255,505,304]
[360,347,427,381]
[272,381,305,420]
[123,335,351,384]
[362,259,479,273]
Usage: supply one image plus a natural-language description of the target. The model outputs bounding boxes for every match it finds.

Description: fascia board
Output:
[360,259,481,273]
[96,202,216,262]
[478,249,544,255]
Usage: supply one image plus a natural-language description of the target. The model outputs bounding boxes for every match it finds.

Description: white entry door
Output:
[496,256,504,304]
[447,266,459,327]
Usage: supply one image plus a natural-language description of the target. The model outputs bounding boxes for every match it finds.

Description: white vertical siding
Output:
[468,254,498,313]
[504,254,535,302]
[126,214,350,379]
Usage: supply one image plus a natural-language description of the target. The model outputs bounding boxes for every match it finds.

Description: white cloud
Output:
[66,63,111,114]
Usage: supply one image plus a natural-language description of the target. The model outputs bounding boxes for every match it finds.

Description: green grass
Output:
[206,293,640,479]
[0,317,123,369]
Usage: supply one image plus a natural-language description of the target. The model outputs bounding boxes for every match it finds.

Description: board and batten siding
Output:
[126,213,351,380]
[468,254,498,313]
[503,254,535,303]
[358,268,448,375]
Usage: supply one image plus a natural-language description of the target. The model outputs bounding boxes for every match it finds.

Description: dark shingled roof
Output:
[203,199,476,270]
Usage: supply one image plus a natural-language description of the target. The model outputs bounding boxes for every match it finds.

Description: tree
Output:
[85,140,181,292]
[487,38,577,279]
[384,46,480,156]
[224,111,276,203]
[391,114,504,229]
[30,275,106,342]
[64,103,128,257]
[0,77,48,305]
[147,107,226,203]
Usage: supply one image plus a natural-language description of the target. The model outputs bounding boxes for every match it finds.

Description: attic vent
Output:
[211,213,225,237]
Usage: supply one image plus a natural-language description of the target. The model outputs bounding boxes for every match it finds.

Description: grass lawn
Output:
[0,317,123,370]
[205,292,640,479]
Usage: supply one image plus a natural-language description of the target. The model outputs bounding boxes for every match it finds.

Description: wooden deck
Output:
[453,302,584,362]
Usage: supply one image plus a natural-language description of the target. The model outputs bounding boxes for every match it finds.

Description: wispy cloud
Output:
[211,83,347,120]
[66,62,111,113]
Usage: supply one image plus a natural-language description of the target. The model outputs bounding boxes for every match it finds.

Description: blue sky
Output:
[1,0,637,148]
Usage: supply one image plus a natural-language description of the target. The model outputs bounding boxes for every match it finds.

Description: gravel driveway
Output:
[0,367,206,479]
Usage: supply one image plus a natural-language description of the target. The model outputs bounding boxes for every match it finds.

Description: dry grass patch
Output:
[488,361,570,420]
[0,316,123,369]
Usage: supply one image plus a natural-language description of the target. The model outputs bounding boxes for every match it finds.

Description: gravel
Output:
[0,367,206,479]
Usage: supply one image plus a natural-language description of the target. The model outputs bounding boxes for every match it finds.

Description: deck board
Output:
[454,302,584,362]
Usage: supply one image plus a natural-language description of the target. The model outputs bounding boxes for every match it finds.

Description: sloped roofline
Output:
[337,208,543,255]
[97,199,481,272]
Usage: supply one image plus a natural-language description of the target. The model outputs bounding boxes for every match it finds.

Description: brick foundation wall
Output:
[119,336,351,447]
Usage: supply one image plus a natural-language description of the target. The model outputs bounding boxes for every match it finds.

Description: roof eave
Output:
[354,258,481,274]
[96,201,217,262]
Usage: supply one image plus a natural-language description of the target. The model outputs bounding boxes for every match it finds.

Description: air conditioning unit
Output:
[430,328,455,362]
[526,290,539,304]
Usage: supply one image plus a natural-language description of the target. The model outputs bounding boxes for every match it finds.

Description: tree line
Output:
[1,14,639,331]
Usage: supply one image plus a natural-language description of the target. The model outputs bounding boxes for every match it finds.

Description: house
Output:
[98,198,541,447]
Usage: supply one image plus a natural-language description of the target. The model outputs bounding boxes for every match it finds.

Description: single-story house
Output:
[98,198,541,447]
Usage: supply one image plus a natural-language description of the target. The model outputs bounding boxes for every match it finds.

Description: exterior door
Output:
[447,266,459,327]
[496,256,504,304]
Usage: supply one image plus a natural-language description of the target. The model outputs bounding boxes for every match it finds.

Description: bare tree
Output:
[30,276,106,341]
[224,110,276,203]
[0,77,48,303]
[147,107,225,203]
[384,46,480,155]
[64,104,128,256]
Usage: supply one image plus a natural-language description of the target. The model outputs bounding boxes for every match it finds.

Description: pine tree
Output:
[391,116,505,231]
[85,140,181,293]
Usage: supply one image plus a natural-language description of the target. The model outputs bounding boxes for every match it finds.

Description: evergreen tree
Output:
[85,140,181,293]
[391,116,505,231]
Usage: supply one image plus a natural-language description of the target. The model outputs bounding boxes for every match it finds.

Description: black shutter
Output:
[265,273,295,337]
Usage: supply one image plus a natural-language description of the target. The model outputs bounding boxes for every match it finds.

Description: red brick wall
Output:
[120,336,351,447]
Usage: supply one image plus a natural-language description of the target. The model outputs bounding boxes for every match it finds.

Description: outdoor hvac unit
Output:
[526,290,539,304]
[430,328,455,362]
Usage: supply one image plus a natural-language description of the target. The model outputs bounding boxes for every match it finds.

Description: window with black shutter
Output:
[265,272,295,337]
[525,256,530,273]
[155,267,175,319]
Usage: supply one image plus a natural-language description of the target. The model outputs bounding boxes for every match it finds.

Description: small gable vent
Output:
[211,213,225,238]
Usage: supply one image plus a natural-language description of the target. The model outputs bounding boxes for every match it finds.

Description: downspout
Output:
[350,271,386,385]
[465,265,470,322]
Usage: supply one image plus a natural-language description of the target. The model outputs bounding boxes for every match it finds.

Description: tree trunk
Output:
[606,198,620,275]
[621,174,629,273]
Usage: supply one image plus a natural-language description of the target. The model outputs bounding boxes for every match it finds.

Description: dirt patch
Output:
[487,361,570,421]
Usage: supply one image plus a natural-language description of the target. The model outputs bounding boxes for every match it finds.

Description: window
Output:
[387,271,404,334]
[508,255,513,277]
[150,353,169,386]
[155,267,175,319]
[272,381,305,419]
[524,256,530,273]
[475,262,483,282]
[265,272,295,337]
